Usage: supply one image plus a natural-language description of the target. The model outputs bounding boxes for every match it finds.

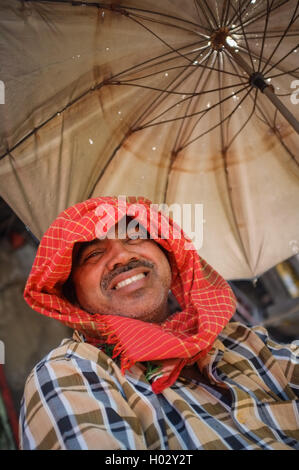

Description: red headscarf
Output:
[24,196,236,393]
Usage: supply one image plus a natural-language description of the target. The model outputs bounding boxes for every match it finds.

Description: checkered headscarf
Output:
[24,196,236,393]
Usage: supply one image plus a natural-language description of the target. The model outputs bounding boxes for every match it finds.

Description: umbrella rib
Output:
[116,62,245,84]
[239,30,299,38]
[125,14,195,65]
[257,0,276,73]
[236,0,256,72]
[202,0,220,29]
[181,49,249,148]
[178,85,252,150]
[268,66,299,78]
[220,0,231,27]
[227,0,252,30]
[235,43,298,78]
[176,52,219,150]
[133,81,250,131]
[225,88,259,151]
[110,40,207,81]
[261,2,299,74]
[263,42,299,76]
[231,0,290,33]
[252,95,299,167]
[194,0,215,32]
[172,53,216,153]
[217,52,226,152]
[126,47,212,129]
[125,10,209,38]
[25,0,212,33]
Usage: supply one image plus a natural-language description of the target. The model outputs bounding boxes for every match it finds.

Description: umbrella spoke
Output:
[235,43,299,79]
[124,14,195,65]
[218,52,226,151]
[220,0,232,28]
[115,61,246,84]
[134,80,250,131]
[236,0,257,72]
[263,42,299,76]
[228,0,254,31]
[225,88,258,151]
[137,81,249,132]
[238,30,299,39]
[257,0,276,73]
[268,66,299,78]
[110,40,208,81]
[202,0,220,29]
[174,53,219,150]
[261,2,299,74]
[232,0,290,33]
[128,48,213,129]
[130,52,216,129]
[194,0,215,32]
[177,85,252,151]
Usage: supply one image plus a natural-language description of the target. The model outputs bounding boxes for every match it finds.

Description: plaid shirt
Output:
[19,322,299,450]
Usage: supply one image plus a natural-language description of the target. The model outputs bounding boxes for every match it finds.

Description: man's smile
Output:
[111,268,150,291]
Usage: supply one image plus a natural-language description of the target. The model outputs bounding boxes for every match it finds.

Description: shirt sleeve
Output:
[252,325,299,399]
[19,353,147,450]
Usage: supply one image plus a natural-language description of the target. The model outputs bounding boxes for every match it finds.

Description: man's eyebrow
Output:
[74,239,104,264]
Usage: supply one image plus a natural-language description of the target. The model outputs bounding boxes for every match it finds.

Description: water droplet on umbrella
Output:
[89,139,94,145]
[251,0,256,3]
[289,240,299,253]
[266,78,271,83]
[165,72,169,77]
[226,36,238,48]
[206,102,211,108]
[106,47,110,51]
[193,60,198,65]
[152,146,157,151]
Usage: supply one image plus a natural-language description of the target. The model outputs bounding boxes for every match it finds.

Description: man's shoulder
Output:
[24,336,110,389]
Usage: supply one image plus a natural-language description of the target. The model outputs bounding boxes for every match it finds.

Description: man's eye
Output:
[84,250,104,261]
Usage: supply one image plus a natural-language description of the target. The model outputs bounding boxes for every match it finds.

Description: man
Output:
[20,197,299,450]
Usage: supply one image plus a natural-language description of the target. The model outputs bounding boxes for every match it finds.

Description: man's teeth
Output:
[114,273,146,290]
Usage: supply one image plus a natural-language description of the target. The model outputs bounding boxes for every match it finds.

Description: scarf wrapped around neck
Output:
[24,196,236,393]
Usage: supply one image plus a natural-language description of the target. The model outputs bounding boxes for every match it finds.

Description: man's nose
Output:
[105,239,138,271]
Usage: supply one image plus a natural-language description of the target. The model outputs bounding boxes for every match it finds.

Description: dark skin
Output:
[65,218,204,383]
[69,219,172,323]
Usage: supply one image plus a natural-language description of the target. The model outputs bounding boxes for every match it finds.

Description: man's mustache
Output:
[101,259,154,290]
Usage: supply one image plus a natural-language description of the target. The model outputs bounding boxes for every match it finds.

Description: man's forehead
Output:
[72,217,148,262]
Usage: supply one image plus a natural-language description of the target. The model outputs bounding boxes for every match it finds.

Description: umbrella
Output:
[0,0,298,280]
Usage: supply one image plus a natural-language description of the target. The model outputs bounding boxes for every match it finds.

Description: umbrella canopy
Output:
[0,0,298,280]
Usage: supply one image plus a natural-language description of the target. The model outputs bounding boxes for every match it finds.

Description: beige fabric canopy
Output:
[0,0,298,280]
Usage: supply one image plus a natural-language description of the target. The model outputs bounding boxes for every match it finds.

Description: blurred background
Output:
[0,196,299,449]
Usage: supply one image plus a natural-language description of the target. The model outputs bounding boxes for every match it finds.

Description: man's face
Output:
[71,219,172,323]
